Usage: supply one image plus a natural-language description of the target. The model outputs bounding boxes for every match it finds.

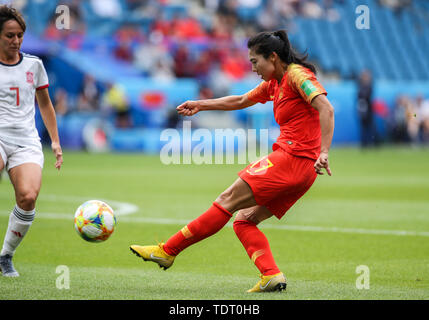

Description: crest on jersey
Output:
[278,87,284,100]
[26,71,34,84]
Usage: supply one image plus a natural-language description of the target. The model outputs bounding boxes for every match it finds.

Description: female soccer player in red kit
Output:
[131,30,335,292]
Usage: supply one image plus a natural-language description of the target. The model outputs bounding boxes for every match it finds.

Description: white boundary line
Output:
[0,211,428,237]
[38,194,139,216]
[1,194,428,237]
[118,216,429,237]
[0,194,139,216]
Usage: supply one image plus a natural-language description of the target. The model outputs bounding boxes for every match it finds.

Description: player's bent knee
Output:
[234,206,273,225]
[16,190,39,210]
[215,188,233,206]
[216,184,244,212]
[216,180,257,213]
[234,213,259,225]
[234,209,249,222]
[215,191,247,214]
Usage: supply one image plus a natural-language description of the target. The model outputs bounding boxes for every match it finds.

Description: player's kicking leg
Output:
[129,178,286,292]
[130,178,254,269]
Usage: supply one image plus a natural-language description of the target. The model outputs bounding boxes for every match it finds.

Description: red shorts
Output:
[238,148,317,219]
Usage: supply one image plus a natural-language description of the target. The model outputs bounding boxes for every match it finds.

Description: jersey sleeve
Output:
[35,59,49,90]
[287,64,326,104]
[245,81,273,104]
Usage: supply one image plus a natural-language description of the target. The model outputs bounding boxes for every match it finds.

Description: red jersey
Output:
[247,63,327,160]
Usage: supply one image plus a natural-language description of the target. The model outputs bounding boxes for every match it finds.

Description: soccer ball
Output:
[74,200,117,242]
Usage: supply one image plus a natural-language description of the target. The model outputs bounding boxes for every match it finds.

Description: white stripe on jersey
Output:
[0,52,49,145]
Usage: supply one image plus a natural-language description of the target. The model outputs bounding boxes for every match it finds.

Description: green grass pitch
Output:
[0,147,428,300]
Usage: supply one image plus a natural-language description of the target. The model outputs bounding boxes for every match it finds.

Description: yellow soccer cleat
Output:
[130,243,175,270]
[247,272,287,293]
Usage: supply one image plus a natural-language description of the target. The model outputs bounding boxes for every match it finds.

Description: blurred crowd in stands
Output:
[357,69,429,147]
[53,73,133,128]
[41,0,350,85]
[390,94,429,146]
[41,0,351,128]
[14,0,428,145]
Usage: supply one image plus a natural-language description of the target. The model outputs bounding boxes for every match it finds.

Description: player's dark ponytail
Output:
[247,30,316,74]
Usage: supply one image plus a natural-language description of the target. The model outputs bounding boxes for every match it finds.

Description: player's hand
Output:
[51,142,63,170]
[314,151,331,176]
[176,100,200,116]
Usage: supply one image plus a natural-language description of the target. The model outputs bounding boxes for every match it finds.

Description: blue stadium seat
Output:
[292,0,428,80]
[22,0,60,35]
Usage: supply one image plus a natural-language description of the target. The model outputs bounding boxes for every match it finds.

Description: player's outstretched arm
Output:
[36,88,63,170]
[311,94,335,176]
[176,93,256,116]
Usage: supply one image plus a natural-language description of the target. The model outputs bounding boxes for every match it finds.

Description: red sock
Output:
[163,202,232,256]
[233,219,280,276]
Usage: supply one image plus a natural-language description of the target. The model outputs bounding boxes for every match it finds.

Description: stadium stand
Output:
[20,0,429,81]
[13,0,429,150]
